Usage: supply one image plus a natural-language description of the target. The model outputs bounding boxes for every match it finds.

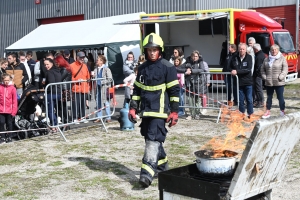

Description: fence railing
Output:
[44,77,115,141]
[180,72,239,123]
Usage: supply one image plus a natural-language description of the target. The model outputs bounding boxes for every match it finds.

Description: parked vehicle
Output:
[116,8,298,83]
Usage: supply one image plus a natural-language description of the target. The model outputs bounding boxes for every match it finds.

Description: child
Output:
[174,56,185,116]
[123,67,139,119]
[0,74,17,143]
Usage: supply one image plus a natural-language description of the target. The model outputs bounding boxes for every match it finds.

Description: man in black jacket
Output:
[253,43,265,108]
[63,50,75,64]
[222,43,238,106]
[6,53,28,97]
[230,43,253,118]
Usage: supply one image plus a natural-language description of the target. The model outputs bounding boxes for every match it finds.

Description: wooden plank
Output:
[227,112,300,200]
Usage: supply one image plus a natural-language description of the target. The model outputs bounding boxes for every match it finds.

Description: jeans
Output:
[253,76,264,103]
[266,86,285,111]
[96,85,111,120]
[187,95,201,117]
[178,87,185,116]
[239,85,253,115]
[47,94,61,126]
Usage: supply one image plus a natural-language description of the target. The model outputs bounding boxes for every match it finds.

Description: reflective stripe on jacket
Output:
[131,58,179,118]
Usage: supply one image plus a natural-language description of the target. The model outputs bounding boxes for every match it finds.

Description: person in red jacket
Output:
[0,74,18,143]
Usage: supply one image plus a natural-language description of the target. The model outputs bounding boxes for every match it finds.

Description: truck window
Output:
[273,32,295,53]
[246,33,271,54]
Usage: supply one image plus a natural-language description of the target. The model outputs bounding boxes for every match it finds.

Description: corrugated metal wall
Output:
[0,0,192,57]
[0,0,297,57]
[195,0,296,10]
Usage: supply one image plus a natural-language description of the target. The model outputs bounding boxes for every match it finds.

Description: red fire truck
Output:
[116,8,298,83]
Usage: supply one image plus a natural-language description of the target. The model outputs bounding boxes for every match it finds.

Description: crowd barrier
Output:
[181,72,239,123]
[44,77,115,141]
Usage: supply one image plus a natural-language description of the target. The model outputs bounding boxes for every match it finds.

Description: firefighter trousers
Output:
[139,118,169,183]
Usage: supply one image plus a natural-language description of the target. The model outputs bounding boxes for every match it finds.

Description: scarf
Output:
[268,51,281,67]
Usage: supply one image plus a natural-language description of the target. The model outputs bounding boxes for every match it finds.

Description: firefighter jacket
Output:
[130,58,180,118]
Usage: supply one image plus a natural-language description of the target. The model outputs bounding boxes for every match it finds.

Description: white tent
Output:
[5,12,143,51]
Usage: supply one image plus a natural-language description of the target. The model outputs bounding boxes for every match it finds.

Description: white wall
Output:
[160,21,227,65]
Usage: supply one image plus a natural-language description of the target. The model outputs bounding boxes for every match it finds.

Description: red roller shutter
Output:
[38,15,84,25]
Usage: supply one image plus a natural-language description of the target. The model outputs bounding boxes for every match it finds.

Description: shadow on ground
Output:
[68,156,146,190]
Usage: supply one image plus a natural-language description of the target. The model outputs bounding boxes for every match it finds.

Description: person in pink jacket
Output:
[0,73,17,143]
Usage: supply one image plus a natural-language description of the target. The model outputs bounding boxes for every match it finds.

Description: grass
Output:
[0,94,299,200]
[285,84,300,90]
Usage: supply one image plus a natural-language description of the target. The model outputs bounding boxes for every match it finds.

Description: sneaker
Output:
[262,110,271,119]
[185,115,192,120]
[139,176,151,188]
[195,114,200,120]
[135,114,140,120]
[82,119,89,123]
[280,110,285,116]
[200,108,207,115]
[74,119,80,124]
[5,137,12,143]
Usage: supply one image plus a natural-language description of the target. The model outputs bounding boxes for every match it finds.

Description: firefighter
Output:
[128,33,180,188]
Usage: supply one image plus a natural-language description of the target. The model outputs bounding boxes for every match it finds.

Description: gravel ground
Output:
[0,84,299,200]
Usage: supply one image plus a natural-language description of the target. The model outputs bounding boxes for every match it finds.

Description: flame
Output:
[200,104,265,158]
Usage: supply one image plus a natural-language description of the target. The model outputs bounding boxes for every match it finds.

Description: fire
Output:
[200,104,265,158]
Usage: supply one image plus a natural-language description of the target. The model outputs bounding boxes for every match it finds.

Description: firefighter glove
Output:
[128,109,137,123]
[166,112,178,127]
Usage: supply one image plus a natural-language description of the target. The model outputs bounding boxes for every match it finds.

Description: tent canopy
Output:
[5,12,144,52]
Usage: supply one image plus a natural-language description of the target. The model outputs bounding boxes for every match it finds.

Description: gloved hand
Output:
[128,109,137,123]
[166,112,178,127]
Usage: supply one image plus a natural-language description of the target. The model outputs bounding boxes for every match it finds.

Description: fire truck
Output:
[116,8,298,83]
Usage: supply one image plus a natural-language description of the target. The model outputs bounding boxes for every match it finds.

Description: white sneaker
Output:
[280,110,285,116]
[74,119,80,124]
[186,115,192,120]
[200,108,207,115]
[82,119,89,123]
[195,115,200,120]
[57,117,62,124]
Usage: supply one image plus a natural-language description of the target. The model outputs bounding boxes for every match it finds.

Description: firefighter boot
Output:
[139,140,160,188]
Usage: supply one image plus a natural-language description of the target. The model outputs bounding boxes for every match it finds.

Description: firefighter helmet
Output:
[142,33,164,52]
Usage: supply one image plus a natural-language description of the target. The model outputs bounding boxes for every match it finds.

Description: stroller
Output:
[15,84,48,139]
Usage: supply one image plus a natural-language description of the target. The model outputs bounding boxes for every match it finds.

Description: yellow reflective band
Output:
[135,81,166,91]
[158,156,168,166]
[141,164,155,176]
[142,112,168,118]
[132,96,140,100]
[170,97,179,102]
[166,80,179,88]
[160,85,166,113]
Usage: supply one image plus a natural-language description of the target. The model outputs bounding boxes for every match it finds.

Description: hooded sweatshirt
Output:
[0,82,18,116]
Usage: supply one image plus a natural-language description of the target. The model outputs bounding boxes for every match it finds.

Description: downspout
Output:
[296,0,299,52]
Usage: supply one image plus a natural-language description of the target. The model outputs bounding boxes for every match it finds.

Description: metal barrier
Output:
[44,77,115,141]
[181,72,239,123]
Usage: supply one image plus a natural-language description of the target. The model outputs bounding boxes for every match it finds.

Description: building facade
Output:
[0,0,298,57]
